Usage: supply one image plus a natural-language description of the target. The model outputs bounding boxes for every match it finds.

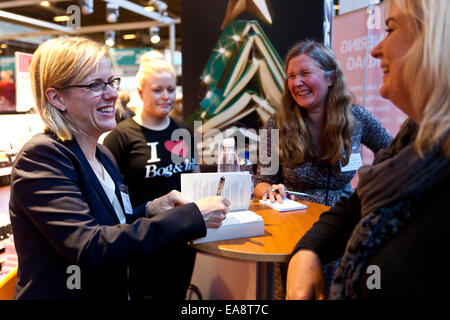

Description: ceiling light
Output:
[78,0,94,15]
[53,15,70,22]
[105,30,115,47]
[40,1,50,7]
[106,2,119,23]
[150,0,168,12]
[150,26,160,44]
[146,0,168,16]
[123,34,137,40]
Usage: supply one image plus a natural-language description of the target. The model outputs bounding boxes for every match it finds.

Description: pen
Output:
[216,176,225,196]
[271,188,313,197]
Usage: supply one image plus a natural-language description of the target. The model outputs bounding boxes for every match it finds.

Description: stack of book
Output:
[187,20,285,133]
[181,172,264,244]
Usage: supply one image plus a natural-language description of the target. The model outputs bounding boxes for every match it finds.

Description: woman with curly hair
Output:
[254,40,391,207]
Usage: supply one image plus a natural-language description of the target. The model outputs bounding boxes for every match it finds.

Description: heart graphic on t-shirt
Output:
[164,139,188,158]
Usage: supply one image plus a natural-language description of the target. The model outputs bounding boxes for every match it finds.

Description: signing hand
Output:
[262,184,295,203]
[195,196,231,228]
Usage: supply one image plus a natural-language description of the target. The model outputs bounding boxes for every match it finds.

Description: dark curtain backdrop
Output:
[181,0,326,127]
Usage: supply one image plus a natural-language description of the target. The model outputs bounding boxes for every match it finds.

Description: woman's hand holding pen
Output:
[148,190,230,228]
[195,196,231,228]
[263,184,295,203]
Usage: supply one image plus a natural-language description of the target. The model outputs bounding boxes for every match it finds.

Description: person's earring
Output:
[328,70,336,87]
[60,106,66,111]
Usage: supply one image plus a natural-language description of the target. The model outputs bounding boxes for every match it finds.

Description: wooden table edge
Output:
[192,242,291,263]
[191,200,329,263]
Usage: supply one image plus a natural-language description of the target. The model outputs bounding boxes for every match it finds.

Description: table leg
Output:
[256,262,273,300]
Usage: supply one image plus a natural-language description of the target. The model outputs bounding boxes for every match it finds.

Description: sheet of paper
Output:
[341,153,363,172]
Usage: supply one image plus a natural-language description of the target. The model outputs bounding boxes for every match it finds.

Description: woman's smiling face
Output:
[287,53,334,113]
[58,57,118,139]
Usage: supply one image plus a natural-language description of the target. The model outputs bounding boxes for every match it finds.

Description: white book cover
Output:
[181,172,264,244]
[259,198,307,212]
[193,210,264,244]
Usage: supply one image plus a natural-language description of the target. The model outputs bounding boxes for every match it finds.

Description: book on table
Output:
[259,198,307,212]
[181,172,264,244]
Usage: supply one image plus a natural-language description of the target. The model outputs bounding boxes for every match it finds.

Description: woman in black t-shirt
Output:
[104,56,198,301]
[104,58,197,207]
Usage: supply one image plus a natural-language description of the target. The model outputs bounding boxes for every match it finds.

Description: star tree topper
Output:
[221,0,273,29]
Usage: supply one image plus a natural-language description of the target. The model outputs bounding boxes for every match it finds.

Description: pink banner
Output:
[16,52,32,73]
[333,3,407,171]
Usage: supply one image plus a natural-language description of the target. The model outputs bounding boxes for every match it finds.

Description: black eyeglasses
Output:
[55,77,121,95]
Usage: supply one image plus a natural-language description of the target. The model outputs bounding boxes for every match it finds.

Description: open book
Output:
[199,90,275,131]
[220,25,285,99]
[181,172,264,244]
[259,198,307,212]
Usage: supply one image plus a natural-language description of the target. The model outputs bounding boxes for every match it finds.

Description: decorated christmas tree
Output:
[187,20,285,133]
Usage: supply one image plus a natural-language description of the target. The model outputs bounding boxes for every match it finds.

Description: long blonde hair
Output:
[276,40,354,165]
[388,0,450,157]
[29,37,107,141]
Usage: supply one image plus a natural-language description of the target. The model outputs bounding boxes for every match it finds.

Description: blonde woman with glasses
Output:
[9,37,229,300]
[104,55,200,300]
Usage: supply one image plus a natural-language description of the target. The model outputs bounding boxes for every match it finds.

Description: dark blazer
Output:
[9,132,206,300]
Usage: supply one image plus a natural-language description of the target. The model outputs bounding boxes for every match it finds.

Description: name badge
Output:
[341,153,363,172]
[119,184,133,215]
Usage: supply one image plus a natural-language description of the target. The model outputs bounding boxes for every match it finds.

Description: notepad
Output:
[259,198,307,212]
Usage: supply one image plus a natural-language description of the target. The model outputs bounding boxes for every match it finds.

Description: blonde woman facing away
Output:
[287,0,450,299]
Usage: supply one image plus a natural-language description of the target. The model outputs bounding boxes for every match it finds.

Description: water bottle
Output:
[239,150,255,198]
[217,138,240,172]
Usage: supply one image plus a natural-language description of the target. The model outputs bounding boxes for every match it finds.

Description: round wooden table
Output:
[193,200,329,262]
[192,200,329,299]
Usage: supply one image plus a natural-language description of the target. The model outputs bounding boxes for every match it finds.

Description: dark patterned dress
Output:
[255,105,392,206]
